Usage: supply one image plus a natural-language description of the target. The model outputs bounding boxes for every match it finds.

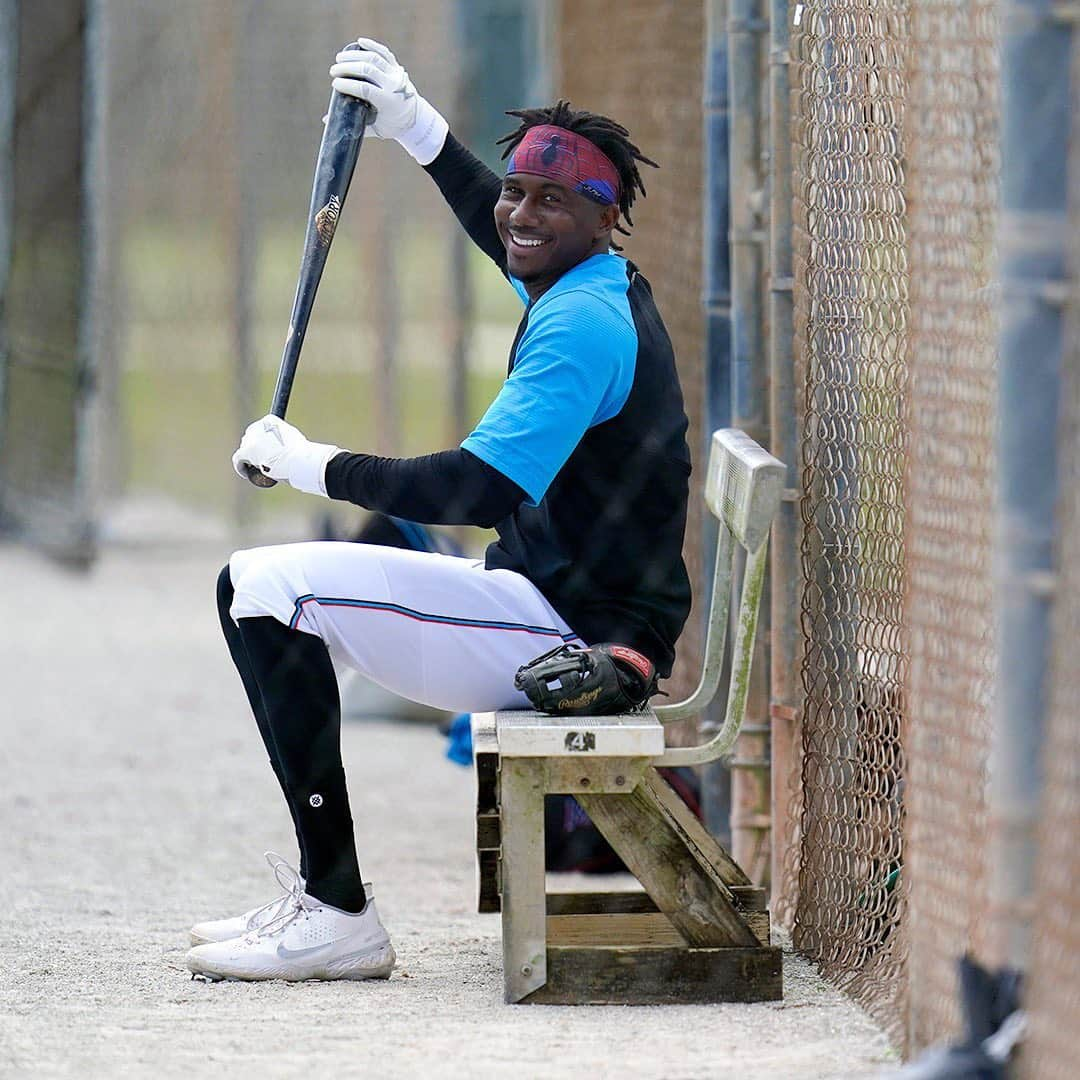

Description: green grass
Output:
[123,220,522,326]
[125,351,504,521]
[119,220,518,528]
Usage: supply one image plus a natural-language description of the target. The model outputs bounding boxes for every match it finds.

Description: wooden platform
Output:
[528,942,782,1006]
[476,734,782,1005]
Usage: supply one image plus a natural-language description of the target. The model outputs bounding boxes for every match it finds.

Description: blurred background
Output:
[1,0,1077,1071]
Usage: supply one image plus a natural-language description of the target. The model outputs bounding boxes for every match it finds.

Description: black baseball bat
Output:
[244,54,373,488]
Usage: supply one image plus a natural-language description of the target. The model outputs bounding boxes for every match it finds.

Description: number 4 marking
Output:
[565,732,596,752]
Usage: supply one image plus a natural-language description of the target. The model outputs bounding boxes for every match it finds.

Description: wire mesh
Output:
[787,0,910,1040]
[1022,36,1080,1080]
[900,0,1000,1051]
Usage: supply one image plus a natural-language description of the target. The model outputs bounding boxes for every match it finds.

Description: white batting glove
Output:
[232,415,342,497]
[329,39,448,165]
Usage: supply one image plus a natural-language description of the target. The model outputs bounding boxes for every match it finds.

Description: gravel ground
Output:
[0,541,896,1079]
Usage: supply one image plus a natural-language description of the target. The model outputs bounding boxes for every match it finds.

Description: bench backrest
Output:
[655,429,785,767]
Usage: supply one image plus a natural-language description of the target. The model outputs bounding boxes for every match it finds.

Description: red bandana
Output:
[506,125,621,206]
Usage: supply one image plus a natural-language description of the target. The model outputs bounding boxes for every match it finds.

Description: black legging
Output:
[216,565,366,913]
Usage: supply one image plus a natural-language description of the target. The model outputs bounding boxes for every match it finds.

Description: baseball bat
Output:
[243,57,373,488]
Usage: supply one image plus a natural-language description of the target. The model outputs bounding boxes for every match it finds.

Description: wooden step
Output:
[546,885,768,915]
[547,909,770,948]
[522,942,783,1005]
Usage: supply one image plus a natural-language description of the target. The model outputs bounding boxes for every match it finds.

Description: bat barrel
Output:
[245,75,371,486]
[268,91,372,420]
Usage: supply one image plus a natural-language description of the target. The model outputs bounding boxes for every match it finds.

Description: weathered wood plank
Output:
[730,885,768,911]
[547,912,686,948]
[547,891,658,916]
[747,910,770,946]
[545,909,770,947]
[545,885,768,914]
[577,786,759,948]
[642,768,752,887]
[522,944,783,1005]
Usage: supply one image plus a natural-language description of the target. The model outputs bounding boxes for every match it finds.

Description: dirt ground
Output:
[0,540,896,1079]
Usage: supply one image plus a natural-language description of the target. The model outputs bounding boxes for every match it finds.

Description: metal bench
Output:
[473,429,786,1004]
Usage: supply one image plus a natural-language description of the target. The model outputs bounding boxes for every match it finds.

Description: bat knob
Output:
[243,463,277,489]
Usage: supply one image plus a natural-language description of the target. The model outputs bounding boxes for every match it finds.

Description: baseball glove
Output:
[514,642,661,716]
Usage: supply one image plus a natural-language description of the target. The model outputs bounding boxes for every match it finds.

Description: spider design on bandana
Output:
[507,125,621,206]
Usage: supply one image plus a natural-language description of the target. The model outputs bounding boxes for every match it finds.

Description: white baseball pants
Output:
[228,542,584,713]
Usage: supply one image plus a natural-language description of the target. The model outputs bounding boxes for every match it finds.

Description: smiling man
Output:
[185,40,691,984]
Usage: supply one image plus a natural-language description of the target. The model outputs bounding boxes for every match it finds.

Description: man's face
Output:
[495,172,614,291]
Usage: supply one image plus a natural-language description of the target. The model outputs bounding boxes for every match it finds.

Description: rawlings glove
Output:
[329,39,448,165]
[231,414,342,497]
[514,643,661,716]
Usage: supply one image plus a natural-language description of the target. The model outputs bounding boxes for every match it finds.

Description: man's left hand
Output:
[232,415,342,497]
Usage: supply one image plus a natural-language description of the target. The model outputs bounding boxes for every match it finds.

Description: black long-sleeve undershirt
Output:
[324,447,524,528]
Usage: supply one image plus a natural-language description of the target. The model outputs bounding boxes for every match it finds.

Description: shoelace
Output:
[241,851,304,931]
[248,858,312,941]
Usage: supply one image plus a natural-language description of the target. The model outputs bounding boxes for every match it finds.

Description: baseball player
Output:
[186,39,692,983]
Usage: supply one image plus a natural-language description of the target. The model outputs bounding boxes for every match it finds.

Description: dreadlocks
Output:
[496,101,658,251]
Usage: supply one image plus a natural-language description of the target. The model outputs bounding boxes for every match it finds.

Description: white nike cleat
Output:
[185,864,395,983]
[189,851,372,946]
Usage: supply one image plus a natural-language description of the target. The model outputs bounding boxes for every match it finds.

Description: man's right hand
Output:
[330,39,448,166]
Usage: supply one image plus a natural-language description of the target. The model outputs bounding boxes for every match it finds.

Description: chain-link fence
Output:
[785,0,911,1039]
[773,0,1076,1064]
[900,0,1000,1050]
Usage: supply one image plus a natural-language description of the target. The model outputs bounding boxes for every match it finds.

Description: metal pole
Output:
[75,0,107,564]
[228,1,258,536]
[0,0,17,464]
[86,0,125,507]
[448,2,478,447]
[989,0,1071,970]
[700,0,734,847]
[728,0,768,445]
[767,0,798,901]
[728,0,771,883]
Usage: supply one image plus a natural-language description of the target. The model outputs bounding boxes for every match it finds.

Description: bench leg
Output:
[499,757,547,1003]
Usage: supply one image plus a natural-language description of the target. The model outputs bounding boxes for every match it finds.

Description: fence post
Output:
[989,0,1071,969]
[766,0,797,902]
[0,0,17,456]
[727,0,770,883]
[224,1,258,536]
[76,0,108,558]
[700,0,734,846]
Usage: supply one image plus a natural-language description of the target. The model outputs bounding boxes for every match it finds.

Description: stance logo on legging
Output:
[309,794,324,808]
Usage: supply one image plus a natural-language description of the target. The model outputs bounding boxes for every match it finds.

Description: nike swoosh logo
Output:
[276,936,383,961]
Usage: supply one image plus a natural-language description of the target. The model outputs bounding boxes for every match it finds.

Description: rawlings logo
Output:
[609,645,653,680]
[558,687,602,711]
